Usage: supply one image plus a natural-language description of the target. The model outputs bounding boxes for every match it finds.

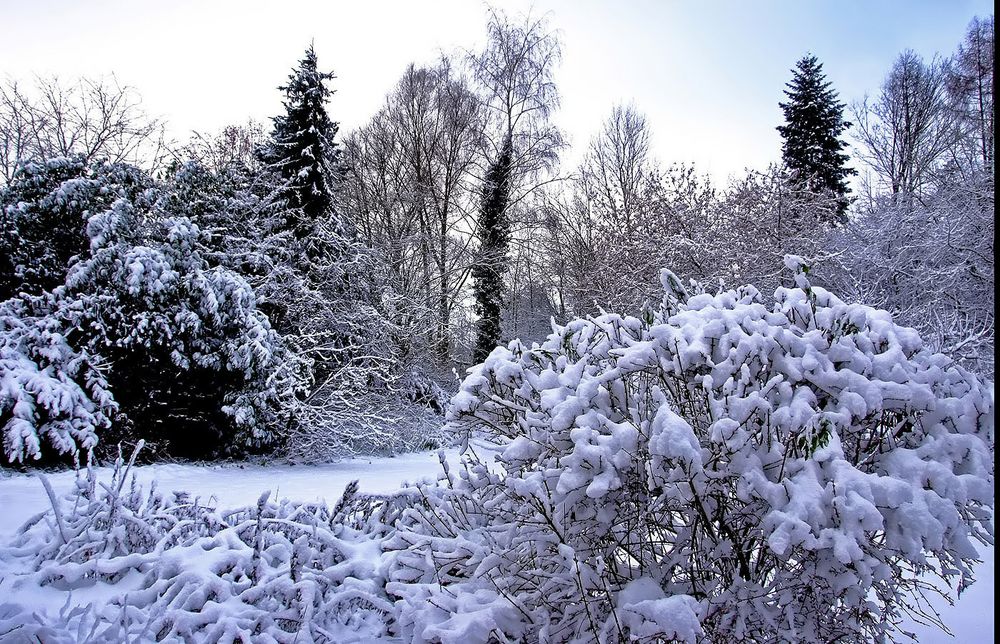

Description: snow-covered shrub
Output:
[286,391,447,462]
[392,258,994,642]
[284,367,450,462]
[0,298,115,462]
[155,159,274,278]
[57,205,303,456]
[0,154,302,460]
[0,156,155,301]
[397,367,451,413]
[0,446,412,642]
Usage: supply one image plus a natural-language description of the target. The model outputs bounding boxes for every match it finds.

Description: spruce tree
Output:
[777,54,855,220]
[472,136,513,364]
[254,46,407,457]
[255,44,356,340]
[259,44,346,243]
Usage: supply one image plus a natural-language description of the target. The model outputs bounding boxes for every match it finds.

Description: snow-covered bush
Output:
[2,155,304,461]
[57,203,303,456]
[0,298,115,463]
[0,446,410,642]
[284,366,450,462]
[155,159,274,278]
[0,156,155,301]
[286,391,447,462]
[392,258,994,642]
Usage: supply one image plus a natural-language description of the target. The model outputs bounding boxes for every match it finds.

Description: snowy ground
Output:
[0,449,993,643]
[0,449,461,536]
[907,544,994,643]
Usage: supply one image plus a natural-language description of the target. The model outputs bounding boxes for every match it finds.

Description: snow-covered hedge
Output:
[399,257,994,642]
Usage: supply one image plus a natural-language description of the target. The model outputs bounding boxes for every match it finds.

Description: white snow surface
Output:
[0,448,992,642]
[0,450,461,539]
[907,523,995,644]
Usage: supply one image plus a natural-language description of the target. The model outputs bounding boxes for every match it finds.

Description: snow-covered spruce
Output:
[396,257,994,642]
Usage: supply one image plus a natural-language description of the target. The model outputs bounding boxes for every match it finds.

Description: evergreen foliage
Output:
[471,136,513,364]
[0,297,115,464]
[156,159,270,280]
[258,44,346,243]
[60,210,301,458]
[0,156,155,301]
[777,55,855,219]
[0,157,302,462]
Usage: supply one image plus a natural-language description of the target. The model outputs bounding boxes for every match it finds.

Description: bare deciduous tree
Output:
[852,51,956,197]
[824,172,994,376]
[0,75,167,182]
[470,8,566,361]
[344,58,483,364]
[579,104,655,233]
[471,7,565,195]
[182,120,267,174]
[946,15,995,174]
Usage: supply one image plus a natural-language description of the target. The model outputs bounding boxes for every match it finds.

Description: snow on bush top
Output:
[438,258,993,642]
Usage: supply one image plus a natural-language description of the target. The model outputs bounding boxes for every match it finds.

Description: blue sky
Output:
[1,0,993,183]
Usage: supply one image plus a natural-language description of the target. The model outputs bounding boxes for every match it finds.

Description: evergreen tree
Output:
[252,47,425,458]
[472,136,513,364]
[255,44,361,344]
[777,54,855,220]
[258,44,346,244]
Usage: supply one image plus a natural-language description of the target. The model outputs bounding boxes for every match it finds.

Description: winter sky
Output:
[1,0,994,183]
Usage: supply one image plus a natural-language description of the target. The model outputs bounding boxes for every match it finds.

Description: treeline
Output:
[342,11,993,375]
[0,9,993,464]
